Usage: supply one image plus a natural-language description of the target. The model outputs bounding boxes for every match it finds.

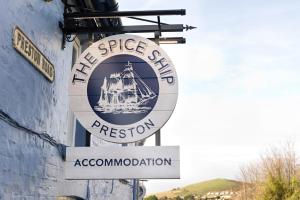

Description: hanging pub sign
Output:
[69,34,178,143]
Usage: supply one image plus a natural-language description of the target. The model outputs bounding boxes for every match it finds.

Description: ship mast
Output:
[98,77,108,105]
[124,61,138,103]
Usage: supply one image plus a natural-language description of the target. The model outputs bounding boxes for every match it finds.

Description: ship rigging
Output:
[94,61,157,114]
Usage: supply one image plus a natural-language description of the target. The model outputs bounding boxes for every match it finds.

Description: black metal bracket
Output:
[57,143,67,160]
[62,24,188,34]
[157,16,162,36]
[59,1,196,49]
[59,22,67,49]
[64,9,186,19]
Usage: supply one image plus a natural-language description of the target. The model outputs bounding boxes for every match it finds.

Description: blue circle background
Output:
[87,54,159,125]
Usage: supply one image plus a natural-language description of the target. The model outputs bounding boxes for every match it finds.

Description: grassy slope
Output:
[155,178,242,198]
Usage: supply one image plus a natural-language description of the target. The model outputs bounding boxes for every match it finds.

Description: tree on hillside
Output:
[158,196,168,200]
[240,143,300,200]
[173,196,183,200]
[183,194,195,200]
[145,195,158,200]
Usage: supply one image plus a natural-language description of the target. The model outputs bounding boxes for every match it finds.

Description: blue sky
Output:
[119,0,300,194]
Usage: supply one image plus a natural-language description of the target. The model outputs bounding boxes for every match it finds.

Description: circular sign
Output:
[69,34,178,143]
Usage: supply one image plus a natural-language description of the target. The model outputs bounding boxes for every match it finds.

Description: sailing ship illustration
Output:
[94,61,157,114]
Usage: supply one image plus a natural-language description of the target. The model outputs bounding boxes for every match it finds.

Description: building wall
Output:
[88,136,135,200]
[0,0,132,199]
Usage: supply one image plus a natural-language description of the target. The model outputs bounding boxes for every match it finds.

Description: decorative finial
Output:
[185,25,197,31]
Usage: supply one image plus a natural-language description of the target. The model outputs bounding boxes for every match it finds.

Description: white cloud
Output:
[167,92,300,144]
[119,0,300,195]
[145,93,300,194]
[163,45,225,82]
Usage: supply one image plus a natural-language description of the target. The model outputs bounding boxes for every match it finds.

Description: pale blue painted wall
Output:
[0,0,132,199]
[0,0,72,198]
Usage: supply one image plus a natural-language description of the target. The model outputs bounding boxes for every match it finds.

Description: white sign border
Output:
[69,34,178,143]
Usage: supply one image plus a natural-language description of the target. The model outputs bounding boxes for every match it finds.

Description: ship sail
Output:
[94,61,157,114]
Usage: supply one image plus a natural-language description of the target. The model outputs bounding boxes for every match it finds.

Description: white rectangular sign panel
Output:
[65,146,180,179]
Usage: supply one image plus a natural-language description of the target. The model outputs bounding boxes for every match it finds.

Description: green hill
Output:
[153,178,242,199]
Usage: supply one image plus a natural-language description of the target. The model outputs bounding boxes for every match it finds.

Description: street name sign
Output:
[69,34,178,143]
[65,146,180,179]
[12,26,55,82]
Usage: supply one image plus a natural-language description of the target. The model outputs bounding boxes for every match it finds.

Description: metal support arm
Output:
[65,9,186,19]
[62,24,185,34]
